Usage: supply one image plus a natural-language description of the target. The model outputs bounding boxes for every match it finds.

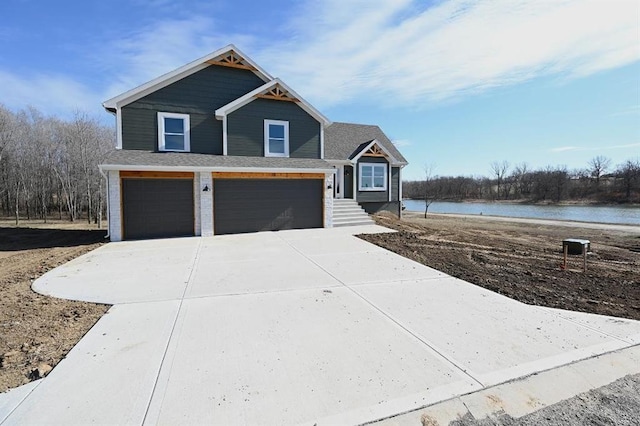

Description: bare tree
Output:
[550,165,568,202]
[616,159,640,201]
[588,156,612,189]
[511,162,532,199]
[490,160,510,199]
[0,106,17,215]
[423,163,437,218]
[0,103,114,224]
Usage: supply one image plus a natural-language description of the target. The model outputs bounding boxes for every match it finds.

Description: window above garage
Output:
[264,119,289,157]
[359,163,387,191]
[158,112,190,152]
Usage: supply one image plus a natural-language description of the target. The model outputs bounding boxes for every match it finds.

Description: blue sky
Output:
[1,0,638,180]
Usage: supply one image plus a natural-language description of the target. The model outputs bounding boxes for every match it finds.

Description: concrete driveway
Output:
[2,225,640,425]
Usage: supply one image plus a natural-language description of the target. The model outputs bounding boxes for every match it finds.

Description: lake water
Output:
[403,200,640,225]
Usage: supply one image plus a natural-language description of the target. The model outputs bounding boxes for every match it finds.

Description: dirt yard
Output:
[362,212,640,321]
[0,220,109,393]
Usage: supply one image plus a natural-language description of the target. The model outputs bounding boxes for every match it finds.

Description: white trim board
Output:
[99,164,336,174]
[215,78,331,126]
[358,162,388,192]
[264,119,290,157]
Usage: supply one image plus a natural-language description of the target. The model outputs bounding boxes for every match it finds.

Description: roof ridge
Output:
[331,121,379,128]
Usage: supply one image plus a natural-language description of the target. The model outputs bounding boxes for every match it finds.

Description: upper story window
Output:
[264,119,289,157]
[158,112,190,152]
[359,163,387,191]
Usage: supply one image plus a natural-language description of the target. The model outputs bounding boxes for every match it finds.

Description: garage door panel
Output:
[122,179,194,240]
[214,179,322,235]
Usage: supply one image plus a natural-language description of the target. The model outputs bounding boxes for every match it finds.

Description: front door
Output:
[344,165,354,199]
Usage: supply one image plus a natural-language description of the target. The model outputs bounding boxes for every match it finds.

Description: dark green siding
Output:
[227,98,320,158]
[121,66,265,153]
[356,157,389,203]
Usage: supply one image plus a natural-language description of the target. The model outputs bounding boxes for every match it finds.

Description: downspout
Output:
[99,167,110,239]
[399,165,404,218]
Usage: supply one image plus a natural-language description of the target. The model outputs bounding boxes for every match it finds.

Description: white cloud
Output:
[392,139,412,148]
[261,0,640,108]
[551,142,640,153]
[551,146,580,152]
[0,70,98,118]
[611,105,640,117]
[97,16,255,100]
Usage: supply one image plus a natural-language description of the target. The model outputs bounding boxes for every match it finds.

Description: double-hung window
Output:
[158,112,190,152]
[359,163,387,191]
[264,119,289,157]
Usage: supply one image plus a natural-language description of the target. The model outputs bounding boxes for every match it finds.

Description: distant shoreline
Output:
[403,198,640,207]
[401,211,640,232]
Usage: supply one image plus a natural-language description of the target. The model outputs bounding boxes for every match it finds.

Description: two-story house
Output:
[100,45,408,241]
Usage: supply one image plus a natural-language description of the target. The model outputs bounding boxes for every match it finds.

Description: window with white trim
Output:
[359,163,387,191]
[264,119,289,157]
[158,112,190,152]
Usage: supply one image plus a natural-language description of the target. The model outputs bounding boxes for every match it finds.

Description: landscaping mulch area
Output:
[361,212,640,321]
[0,223,110,392]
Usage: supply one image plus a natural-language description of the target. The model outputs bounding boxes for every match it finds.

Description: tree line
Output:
[0,104,114,224]
[405,157,640,213]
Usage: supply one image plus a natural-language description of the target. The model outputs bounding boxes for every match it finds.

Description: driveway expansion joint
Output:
[279,233,486,389]
[141,238,203,425]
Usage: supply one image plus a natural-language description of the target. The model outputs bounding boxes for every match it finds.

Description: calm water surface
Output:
[403,200,640,225]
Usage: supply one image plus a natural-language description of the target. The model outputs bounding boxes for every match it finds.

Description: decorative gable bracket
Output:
[350,139,400,165]
[256,84,299,102]
[205,50,257,71]
[363,143,386,157]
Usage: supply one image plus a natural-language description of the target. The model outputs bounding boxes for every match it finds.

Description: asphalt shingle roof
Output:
[101,150,333,170]
[324,122,408,164]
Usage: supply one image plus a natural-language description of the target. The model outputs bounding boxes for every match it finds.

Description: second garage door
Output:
[214,179,323,235]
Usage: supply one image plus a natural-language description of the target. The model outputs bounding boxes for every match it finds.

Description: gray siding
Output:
[391,167,400,202]
[227,98,321,158]
[121,66,265,153]
[356,156,389,203]
[360,201,401,217]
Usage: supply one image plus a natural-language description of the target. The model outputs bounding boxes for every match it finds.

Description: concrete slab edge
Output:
[305,380,482,426]
[0,381,41,424]
[367,344,640,426]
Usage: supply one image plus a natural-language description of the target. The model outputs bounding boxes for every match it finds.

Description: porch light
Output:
[203,185,210,192]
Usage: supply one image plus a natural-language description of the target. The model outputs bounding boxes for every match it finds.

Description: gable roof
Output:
[349,139,399,163]
[103,45,272,111]
[215,78,331,126]
[324,122,408,165]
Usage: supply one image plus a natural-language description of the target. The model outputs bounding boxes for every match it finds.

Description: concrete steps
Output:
[332,199,374,227]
